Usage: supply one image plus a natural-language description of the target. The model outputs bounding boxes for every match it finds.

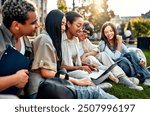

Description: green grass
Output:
[105,50,150,99]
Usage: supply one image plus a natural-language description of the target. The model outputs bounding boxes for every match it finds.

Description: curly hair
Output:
[2,0,35,28]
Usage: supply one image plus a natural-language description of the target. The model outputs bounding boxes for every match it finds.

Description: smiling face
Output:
[101,22,118,49]
[78,30,90,41]
[61,16,66,33]
[104,25,115,41]
[67,17,84,38]
[18,11,38,36]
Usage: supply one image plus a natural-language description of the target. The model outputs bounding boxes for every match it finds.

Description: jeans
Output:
[25,72,45,99]
[116,57,136,77]
[75,85,117,99]
[68,70,91,80]
[123,52,150,82]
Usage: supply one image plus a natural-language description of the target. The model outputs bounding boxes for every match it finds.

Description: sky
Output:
[47,0,150,17]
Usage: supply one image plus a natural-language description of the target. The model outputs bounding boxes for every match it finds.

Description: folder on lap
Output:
[0,45,31,76]
[0,45,32,95]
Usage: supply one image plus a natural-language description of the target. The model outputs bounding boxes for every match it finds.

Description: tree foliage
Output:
[56,0,115,32]
[57,0,68,13]
[76,0,115,32]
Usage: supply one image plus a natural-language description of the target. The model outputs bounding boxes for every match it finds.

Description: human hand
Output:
[139,59,145,67]
[116,35,123,44]
[80,54,87,60]
[78,66,92,74]
[88,64,99,71]
[15,69,29,88]
[84,50,88,53]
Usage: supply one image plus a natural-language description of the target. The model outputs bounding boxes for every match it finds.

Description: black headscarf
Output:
[45,9,64,70]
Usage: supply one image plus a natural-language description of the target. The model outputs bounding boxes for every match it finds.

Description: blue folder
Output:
[0,45,32,95]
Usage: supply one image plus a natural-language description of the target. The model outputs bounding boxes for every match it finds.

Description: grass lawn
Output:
[105,50,150,99]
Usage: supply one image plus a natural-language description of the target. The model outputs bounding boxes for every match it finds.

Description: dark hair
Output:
[2,0,35,28]
[83,21,94,36]
[100,22,118,49]
[45,9,64,70]
[65,11,82,30]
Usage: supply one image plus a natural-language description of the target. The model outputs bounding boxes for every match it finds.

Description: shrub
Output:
[131,17,150,38]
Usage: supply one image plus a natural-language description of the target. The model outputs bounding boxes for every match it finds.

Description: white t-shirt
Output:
[20,37,25,55]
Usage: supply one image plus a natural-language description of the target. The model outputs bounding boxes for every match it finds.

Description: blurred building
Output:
[30,0,47,34]
[142,10,150,19]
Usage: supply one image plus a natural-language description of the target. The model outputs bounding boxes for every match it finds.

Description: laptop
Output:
[91,59,122,85]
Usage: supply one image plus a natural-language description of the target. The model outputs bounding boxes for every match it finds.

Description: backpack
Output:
[36,69,77,99]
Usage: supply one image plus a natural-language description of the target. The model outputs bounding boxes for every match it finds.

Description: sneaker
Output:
[129,85,143,91]
[98,82,112,89]
[143,78,150,86]
[129,77,139,85]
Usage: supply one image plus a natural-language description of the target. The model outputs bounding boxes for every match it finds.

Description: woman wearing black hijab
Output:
[31,9,117,99]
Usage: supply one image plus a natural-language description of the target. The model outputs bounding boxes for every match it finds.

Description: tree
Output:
[76,0,115,32]
[57,0,68,13]
[94,0,115,31]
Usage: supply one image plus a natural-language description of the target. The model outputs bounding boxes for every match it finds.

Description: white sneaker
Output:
[98,82,112,89]
[129,77,139,85]
[143,78,150,86]
[129,85,143,91]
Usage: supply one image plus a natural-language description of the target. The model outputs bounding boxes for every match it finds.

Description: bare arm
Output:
[81,51,98,59]
[116,35,123,51]
[61,65,80,71]
[0,69,29,91]
[0,74,18,91]
[61,65,92,74]
[40,68,94,86]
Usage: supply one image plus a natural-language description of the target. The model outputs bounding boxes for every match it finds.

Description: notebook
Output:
[0,45,32,95]
[91,59,122,85]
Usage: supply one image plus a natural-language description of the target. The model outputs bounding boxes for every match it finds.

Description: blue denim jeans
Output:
[123,52,150,82]
[115,57,136,77]
[68,70,91,80]
[75,85,117,99]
